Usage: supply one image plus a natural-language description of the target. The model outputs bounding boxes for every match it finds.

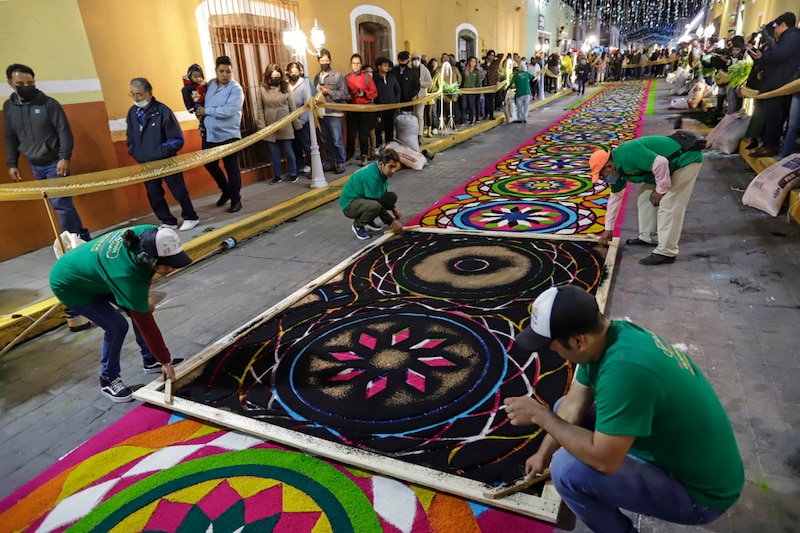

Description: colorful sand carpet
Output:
[0,404,553,533]
[1,82,651,532]
[408,80,651,235]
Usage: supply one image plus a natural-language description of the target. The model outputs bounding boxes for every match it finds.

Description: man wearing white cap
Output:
[589,137,703,265]
[504,285,743,532]
[50,225,192,402]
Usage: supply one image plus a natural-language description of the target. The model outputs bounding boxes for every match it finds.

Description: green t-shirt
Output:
[49,225,156,312]
[609,136,704,193]
[339,162,389,211]
[510,71,534,96]
[576,320,744,510]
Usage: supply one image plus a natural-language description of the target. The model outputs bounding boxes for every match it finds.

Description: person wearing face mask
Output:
[591,137,703,265]
[195,55,245,213]
[313,48,348,174]
[410,52,432,143]
[126,78,199,231]
[392,51,421,113]
[255,64,302,184]
[287,62,313,175]
[3,63,90,241]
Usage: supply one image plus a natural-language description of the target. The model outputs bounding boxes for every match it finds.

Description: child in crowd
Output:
[181,63,206,138]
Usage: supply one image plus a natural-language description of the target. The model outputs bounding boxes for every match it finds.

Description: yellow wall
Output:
[0,0,101,105]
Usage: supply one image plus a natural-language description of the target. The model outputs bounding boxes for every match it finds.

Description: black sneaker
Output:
[229,200,242,213]
[143,358,185,374]
[323,163,335,172]
[286,175,299,182]
[335,165,346,174]
[269,176,282,185]
[100,377,133,403]
[216,192,231,207]
[352,223,371,240]
[639,253,676,266]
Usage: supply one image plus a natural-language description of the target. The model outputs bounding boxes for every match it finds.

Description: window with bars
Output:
[206,0,299,172]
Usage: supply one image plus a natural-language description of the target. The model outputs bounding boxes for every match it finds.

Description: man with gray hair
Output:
[126,77,199,231]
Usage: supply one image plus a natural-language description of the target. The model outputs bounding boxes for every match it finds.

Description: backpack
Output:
[667,130,706,162]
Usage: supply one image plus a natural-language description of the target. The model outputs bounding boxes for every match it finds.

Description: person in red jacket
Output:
[345,53,378,166]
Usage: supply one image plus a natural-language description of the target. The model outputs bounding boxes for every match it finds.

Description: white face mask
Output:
[412,60,421,67]
[133,99,150,108]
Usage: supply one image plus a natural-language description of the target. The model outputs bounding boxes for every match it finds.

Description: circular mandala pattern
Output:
[491,175,594,198]
[72,450,380,533]
[548,131,621,143]
[453,200,580,233]
[517,155,590,174]
[274,307,507,435]
[525,142,610,156]
[568,115,632,125]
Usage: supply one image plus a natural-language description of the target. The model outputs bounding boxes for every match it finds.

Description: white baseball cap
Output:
[153,228,193,268]
[514,285,600,351]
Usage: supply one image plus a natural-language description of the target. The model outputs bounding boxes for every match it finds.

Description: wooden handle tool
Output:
[483,468,551,499]
[164,379,173,405]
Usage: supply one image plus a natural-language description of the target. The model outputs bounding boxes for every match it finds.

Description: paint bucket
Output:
[222,237,237,250]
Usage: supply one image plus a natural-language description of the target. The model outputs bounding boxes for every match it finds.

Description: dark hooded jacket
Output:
[126,97,184,163]
[756,26,800,92]
[3,89,73,167]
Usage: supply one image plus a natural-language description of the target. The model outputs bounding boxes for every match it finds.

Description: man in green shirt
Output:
[340,148,403,240]
[589,136,703,265]
[505,285,743,532]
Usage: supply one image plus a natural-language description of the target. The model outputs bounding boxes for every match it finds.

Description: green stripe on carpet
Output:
[646,80,657,116]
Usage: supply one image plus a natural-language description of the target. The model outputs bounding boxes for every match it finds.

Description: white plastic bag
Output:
[53,231,86,259]
[385,141,426,171]
[394,112,420,152]
[742,155,800,216]
[669,98,690,110]
[504,87,518,123]
[706,113,751,154]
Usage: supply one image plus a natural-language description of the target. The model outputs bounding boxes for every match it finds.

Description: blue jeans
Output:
[577,78,586,94]
[202,138,242,202]
[267,139,297,177]
[31,160,89,241]
[292,121,312,168]
[319,115,345,166]
[70,300,154,382]
[780,93,800,159]
[143,173,197,225]
[516,94,532,122]
[550,398,726,532]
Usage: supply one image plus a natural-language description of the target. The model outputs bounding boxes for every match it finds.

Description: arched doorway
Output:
[356,15,392,67]
[455,24,478,61]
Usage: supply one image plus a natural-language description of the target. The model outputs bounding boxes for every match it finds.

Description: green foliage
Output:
[442,82,461,96]
[726,59,753,89]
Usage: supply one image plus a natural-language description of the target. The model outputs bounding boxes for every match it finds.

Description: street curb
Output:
[0,89,571,352]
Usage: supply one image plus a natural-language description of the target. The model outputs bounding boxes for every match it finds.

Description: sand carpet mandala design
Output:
[410,81,650,234]
[177,231,606,487]
[0,405,552,533]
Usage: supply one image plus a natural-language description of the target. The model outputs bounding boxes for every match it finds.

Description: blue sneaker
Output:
[351,223,371,240]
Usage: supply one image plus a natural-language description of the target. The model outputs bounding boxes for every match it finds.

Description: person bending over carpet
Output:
[504,285,743,533]
[591,136,703,265]
[49,225,192,402]
[340,147,404,240]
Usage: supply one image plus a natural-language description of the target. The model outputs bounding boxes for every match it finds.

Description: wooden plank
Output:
[135,228,618,523]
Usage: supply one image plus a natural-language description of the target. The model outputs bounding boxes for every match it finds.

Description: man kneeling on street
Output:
[504,285,743,533]
[340,147,403,240]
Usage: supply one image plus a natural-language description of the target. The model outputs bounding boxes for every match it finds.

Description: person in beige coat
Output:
[255,64,302,184]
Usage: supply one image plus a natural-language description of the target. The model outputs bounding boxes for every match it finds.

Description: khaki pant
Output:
[636,162,701,257]
[414,103,425,134]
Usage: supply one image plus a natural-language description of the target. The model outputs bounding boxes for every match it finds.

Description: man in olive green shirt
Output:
[505,285,743,532]
[589,136,704,265]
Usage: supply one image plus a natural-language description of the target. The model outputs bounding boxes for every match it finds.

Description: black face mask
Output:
[270,78,282,86]
[289,74,300,82]
[17,85,37,101]
[320,63,331,72]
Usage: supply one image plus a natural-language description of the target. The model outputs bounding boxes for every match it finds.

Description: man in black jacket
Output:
[392,51,420,112]
[4,63,90,241]
[126,78,199,231]
[374,57,401,146]
[747,12,800,157]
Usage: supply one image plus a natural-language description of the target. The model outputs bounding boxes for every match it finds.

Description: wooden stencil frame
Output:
[135,228,619,523]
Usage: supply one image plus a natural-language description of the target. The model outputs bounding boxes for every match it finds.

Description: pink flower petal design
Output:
[359,333,377,350]
[365,374,388,398]
[391,327,410,346]
[418,356,456,367]
[406,369,426,392]
[329,351,364,361]
[409,338,445,350]
[329,368,366,382]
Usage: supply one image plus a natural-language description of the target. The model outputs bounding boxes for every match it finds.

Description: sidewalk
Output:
[1,82,798,532]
